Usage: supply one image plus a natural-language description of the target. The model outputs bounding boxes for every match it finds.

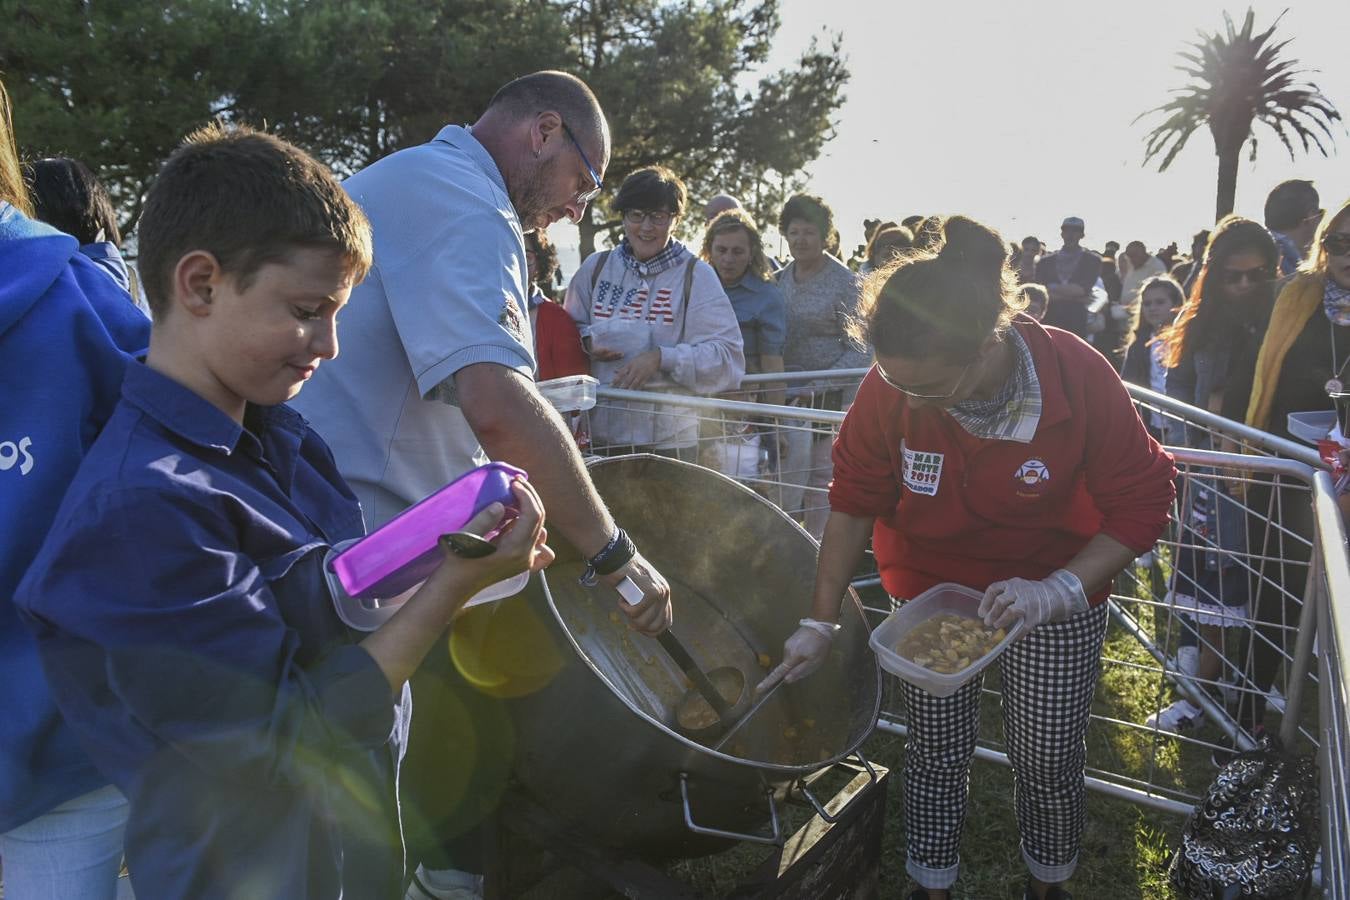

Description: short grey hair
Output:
[486,71,607,150]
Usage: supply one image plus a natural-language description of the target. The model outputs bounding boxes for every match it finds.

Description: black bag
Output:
[1169,735,1320,899]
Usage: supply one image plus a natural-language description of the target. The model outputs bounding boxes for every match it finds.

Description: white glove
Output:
[755,619,838,693]
[978,569,1088,631]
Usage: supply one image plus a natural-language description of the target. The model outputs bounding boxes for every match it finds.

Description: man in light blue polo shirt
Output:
[292,71,673,899]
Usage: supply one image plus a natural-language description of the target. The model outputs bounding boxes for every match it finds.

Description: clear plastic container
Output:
[1287,410,1337,446]
[537,375,597,413]
[324,462,529,631]
[868,582,1025,697]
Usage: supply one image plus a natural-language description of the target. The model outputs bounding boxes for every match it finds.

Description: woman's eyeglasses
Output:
[1218,265,1271,286]
[876,361,972,401]
[1322,233,1350,258]
[624,209,674,227]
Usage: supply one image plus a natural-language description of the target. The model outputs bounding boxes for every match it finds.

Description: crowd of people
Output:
[1,62,1347,900]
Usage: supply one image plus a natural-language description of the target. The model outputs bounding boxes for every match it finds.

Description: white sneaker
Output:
[1146,699,1203,733]
[406,866,484,900]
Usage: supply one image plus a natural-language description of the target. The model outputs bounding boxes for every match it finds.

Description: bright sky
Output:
[556,0,1349,272]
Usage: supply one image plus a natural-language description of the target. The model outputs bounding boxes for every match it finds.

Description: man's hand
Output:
[1047,282,1087,302]
[604,550,672,635]
[611,349,663,390]
[978,569,1088,632]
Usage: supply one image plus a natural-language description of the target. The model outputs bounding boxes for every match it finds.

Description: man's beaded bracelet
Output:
[578,526,637,586]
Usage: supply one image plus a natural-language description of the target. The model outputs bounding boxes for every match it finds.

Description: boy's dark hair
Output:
[1263,179,1319,232]
[25,157,122,246]
[137,122,372,319]
[613,165,686,217]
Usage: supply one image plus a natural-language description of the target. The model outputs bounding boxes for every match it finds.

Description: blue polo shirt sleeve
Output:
[364,175,534,399]
[20,484,397,786]
[759,280,788,357]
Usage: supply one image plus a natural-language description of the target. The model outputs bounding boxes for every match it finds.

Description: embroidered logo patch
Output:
[901,442,943,496]
[1013,457,1051,497]
[498,296,527,344]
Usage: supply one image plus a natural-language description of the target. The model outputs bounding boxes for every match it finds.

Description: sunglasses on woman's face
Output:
[1322,233,1350,258]
[1218,265,1271,286]
[876,361,972,400]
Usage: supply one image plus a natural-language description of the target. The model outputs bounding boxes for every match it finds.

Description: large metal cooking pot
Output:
[455,456,880,860]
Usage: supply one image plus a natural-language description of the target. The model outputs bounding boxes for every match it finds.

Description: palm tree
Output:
[1137,9,1341,222]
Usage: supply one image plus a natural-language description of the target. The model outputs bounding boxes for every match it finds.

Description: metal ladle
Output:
[673,665,749,741]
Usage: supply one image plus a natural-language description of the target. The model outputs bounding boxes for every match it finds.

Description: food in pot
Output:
[675,667,745,731]
[895,613,1006,674]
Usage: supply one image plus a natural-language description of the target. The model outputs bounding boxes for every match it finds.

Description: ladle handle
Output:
[658,632,733,718]
[615,576,732,719]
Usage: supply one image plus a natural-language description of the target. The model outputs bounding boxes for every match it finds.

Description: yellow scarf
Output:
[1246,272,1327,431]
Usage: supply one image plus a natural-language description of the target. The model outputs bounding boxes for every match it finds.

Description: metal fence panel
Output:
[583,373,1347,890]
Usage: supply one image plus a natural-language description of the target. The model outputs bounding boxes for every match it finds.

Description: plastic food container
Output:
[324,463,529,631]
[868,582,1025,697]
[537,375,598,413]
[1287,410,1337,446]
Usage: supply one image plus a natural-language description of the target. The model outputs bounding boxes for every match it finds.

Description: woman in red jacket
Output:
[759,217,1175,900]
[525,229,590,381]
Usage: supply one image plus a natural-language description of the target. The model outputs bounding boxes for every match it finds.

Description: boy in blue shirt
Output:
[15,124,552,900]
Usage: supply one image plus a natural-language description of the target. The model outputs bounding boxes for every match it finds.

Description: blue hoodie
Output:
[0,202,150,832]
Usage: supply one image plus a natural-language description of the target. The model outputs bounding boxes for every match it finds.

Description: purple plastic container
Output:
[329,462,526,600]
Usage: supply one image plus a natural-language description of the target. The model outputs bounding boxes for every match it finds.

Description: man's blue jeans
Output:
[0,784,129,899]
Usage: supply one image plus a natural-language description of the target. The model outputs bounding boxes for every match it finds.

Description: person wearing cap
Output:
[1036,217,1108,340]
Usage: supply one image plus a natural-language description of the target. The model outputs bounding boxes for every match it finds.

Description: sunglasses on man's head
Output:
[1322,233,1350,258]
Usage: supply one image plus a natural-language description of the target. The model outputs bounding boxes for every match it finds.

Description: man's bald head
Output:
[704,194,741,223]
[485,71,609,163]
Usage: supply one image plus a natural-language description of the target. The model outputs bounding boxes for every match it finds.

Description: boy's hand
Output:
[443,479,554,607]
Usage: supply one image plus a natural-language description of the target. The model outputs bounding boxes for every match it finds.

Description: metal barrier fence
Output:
[586,371,1349,894]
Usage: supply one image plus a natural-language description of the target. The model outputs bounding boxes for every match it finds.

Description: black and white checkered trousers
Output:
[900,602,1109,889]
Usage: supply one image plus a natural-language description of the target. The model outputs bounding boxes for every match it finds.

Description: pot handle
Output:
[678,773,783,846]
[792,750,879,825]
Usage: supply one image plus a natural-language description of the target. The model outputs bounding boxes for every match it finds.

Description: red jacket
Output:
[533,297,591,382]
[829,318,1175,603]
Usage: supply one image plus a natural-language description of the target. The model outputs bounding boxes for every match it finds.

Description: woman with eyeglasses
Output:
[758,216,1175,900]
[775,193,870,538]
[564,165,744,459]
[1140,218,1277,739]
[1224,199,1350,746]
